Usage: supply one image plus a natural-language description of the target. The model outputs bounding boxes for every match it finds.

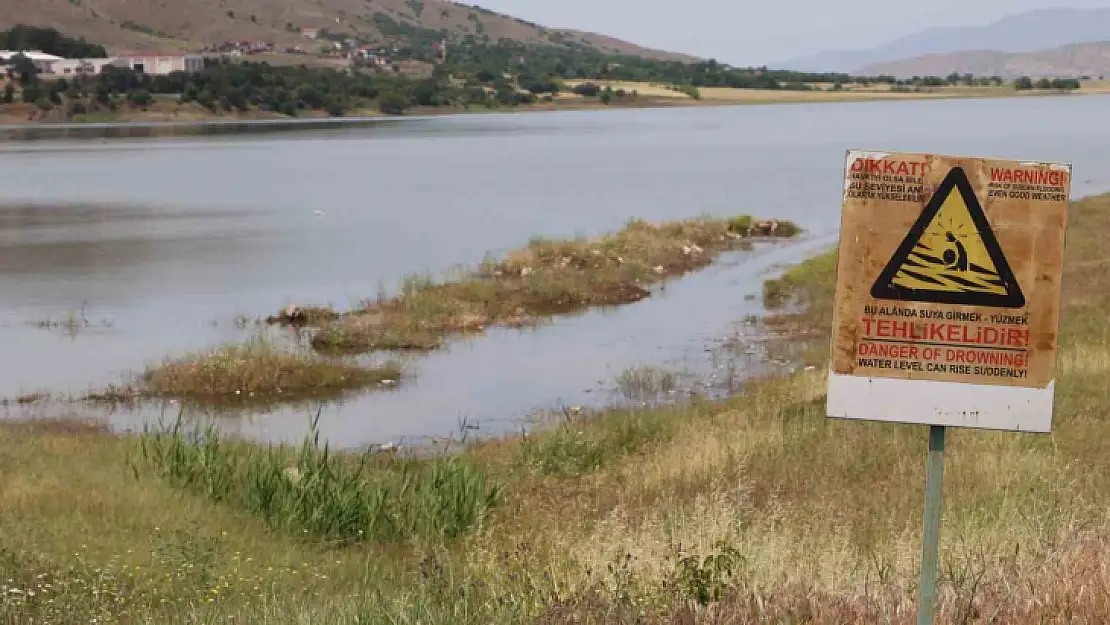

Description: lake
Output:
[2,95,1109,447]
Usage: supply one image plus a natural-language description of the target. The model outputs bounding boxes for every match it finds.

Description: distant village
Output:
[0,25,447,79]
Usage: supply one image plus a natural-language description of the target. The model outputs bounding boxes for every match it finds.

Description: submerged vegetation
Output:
[136,336,401,407]
[304,215,799,354]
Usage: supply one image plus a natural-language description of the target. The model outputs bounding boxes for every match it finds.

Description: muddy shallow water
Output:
[4,96,1110,446]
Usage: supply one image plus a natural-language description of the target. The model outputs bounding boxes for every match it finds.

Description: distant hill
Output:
[781,7,1110,74]
[0,0,696,61]
[857,41,1110,79]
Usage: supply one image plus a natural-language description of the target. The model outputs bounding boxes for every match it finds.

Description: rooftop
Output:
[116,52,196,59]
[0,50,64,62]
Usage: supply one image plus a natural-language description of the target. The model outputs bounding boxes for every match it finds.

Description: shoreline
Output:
[0,85,1098,138]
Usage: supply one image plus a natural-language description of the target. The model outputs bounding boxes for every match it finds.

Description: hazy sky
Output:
[472,1,1110,65]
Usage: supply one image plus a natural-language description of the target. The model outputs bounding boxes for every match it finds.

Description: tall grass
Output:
[132,413,502,545]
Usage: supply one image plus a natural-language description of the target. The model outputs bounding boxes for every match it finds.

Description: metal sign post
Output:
[917,425,946,625]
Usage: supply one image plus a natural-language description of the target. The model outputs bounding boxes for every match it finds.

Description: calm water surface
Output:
[3,96,1110,446]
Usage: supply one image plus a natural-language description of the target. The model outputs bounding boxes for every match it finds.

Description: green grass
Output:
[133,413,501,545]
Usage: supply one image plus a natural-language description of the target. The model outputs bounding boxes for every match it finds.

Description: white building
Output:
[110,52,204,75]
[49,58,118,77]
[0,50,64,73]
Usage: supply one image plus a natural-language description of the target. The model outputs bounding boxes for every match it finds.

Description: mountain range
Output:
[0,0,695,61]
[858,40,1110,79]
[782,7,1110,76]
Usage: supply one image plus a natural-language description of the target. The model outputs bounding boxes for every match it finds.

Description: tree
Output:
[94,82,112,105]
[1035,78,1053,89]
[599,88,612,104]
[410,80,440,106]
[0,25,106,58]
[20,82,42,103]
[1014,76,1034,90]
[295,84,324,109]
[9,53,37,86]
[378,90,410,114]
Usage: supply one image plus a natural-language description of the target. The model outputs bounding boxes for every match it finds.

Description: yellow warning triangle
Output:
[871,166,1025,308]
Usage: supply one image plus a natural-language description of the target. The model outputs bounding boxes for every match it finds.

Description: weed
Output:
[616,366,678,403]
[667,541,746,606]
[30,301,113,338]
[132,412,502,544]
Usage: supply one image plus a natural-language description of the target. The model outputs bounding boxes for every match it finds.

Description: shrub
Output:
[126,88,152,106]
[378,90,410,114]
[573,82,600,97]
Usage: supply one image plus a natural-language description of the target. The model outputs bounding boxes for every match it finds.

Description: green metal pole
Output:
[917,425,946,625]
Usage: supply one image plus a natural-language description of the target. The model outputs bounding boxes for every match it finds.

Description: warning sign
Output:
[826,150,1071,433]
[871,167,1025,308]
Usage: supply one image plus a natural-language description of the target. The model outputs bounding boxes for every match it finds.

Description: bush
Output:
[573,82,600,97]
[378,90,410,114]
[126,88,152,107]
[20,83,41,103]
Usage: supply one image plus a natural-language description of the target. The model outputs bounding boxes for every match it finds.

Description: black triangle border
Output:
[870,166,1026,308]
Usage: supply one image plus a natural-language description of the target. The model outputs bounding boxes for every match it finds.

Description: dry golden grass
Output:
[305,215,798,354]
[560,80,1064,106]
[2,194,1110,623]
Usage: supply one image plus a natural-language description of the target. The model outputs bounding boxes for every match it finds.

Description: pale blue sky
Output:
[472,1,1110,65]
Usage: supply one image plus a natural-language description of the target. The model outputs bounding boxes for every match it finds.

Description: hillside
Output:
[858,41,1110,79]
[0,0,696,61]
[781,7,1110,73]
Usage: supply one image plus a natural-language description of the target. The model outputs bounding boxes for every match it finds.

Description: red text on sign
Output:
[860,318,1030,349]
[850,159,927,176]
[989,168,1068,186]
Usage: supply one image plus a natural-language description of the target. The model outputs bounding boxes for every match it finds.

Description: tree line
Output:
[0,25,106,58]
[2,56,555,117]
